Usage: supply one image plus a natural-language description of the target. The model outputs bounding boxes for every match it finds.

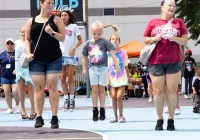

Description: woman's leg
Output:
[165,71,181,120]
[60,65,68,98]
[3,84,12,109]
[47,73,60,116]
[67,64,75,111]
[17,78,26,115]
[12,84,19,106]
[149,74,165,120]
[165,71,181,131]
[27,82,35,116]
[110,87,117,117]
[32,75,45,117]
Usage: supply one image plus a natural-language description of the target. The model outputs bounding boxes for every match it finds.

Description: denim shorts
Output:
[1,77,16,85]
[148,62,182,76]
[29,57,62,75]
[89,66,108,86]
[62,56,78,66]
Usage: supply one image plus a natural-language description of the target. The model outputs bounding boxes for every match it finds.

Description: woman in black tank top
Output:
[24,0,65,129]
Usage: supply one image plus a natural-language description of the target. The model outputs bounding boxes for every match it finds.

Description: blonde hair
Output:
[110,34,121,43]
[20,25,26,32]
[90,21,119,33]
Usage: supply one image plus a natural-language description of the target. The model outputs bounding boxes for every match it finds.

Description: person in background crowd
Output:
[15,26,36,119]
[183,49,197,99]
[0,38,20,114]
[59,9,82,112]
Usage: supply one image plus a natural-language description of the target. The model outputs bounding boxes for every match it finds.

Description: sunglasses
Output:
[6,42,14,45]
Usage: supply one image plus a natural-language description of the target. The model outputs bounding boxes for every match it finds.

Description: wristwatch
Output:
[50,32,55,37]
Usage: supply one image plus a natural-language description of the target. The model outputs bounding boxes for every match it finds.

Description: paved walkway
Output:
[0,95,199,140]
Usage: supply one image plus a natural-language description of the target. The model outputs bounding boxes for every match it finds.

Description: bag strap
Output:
[33,15,51,54]
[160,18,174,35]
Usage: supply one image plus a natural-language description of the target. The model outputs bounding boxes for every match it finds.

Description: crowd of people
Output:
[0,0,199,132]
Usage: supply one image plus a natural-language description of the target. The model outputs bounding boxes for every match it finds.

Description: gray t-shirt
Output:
[82,38,115,67]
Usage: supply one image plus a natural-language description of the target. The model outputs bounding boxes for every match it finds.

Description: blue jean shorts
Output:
[62,56,78,66]
[1,77,16,85]
[89,66,108,86]
[29,57,62,75]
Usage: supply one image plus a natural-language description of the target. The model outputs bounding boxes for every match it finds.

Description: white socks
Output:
[64,94,74,100]
[70,95,74,100]
[64,95,68,99]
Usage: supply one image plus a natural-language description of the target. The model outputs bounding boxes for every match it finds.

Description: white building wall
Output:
[0,0,199,62]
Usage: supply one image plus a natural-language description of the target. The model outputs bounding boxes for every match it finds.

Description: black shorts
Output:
[148,62,182,76]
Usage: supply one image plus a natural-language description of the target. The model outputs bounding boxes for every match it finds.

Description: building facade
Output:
[0,0,199,62]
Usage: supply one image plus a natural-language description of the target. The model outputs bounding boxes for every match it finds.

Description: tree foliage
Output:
[175,0,200,46]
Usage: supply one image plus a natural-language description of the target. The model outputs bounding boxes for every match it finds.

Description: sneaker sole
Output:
[69,109,74,112]
[5,112,13,114]
[35,124,44,128]
[175,113,181,115]
[167,128,175,131]
[51,125,59,129]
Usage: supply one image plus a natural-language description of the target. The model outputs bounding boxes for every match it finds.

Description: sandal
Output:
[29,113,37,120]
[110,117,118,123]
[21,113,28,119]
[119,116,126,123]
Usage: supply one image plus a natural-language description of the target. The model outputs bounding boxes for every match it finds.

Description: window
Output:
[104,8,114,16]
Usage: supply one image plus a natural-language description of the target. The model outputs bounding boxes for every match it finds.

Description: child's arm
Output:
[82,40,89,76]
[106,70,110,87]
[82,56,87,76]
[109,50,120,74]
[125,66,131,85]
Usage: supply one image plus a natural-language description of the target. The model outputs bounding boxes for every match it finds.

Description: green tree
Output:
[175,0,200,46]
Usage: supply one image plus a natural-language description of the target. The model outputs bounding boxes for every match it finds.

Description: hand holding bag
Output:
[140,18,174,65]
[19,16,51,68]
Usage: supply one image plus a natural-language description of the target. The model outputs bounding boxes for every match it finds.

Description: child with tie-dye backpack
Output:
[82,21,120,122]
[107,34,130,123]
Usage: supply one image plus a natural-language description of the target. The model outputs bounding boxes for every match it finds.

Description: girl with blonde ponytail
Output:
[82,21,120,122]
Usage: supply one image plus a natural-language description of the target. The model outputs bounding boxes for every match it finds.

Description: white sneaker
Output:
[15,105,21,114]
[5,108,13,114]
[175,108,181,115]
[184,94,189,99]
[63,99,69,112]
[69,99,75,112]
[188,94,192,99]
[148,96,153,102]
[164,106,168,114]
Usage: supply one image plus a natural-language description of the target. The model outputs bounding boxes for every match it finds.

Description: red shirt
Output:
[143,18,188,64]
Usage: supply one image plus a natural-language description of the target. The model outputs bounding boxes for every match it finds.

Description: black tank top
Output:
[31,15,62,62]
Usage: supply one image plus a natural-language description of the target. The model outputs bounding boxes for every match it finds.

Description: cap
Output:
[185,49,192,55]
[185,49,192,53]
[6,38,14,43]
